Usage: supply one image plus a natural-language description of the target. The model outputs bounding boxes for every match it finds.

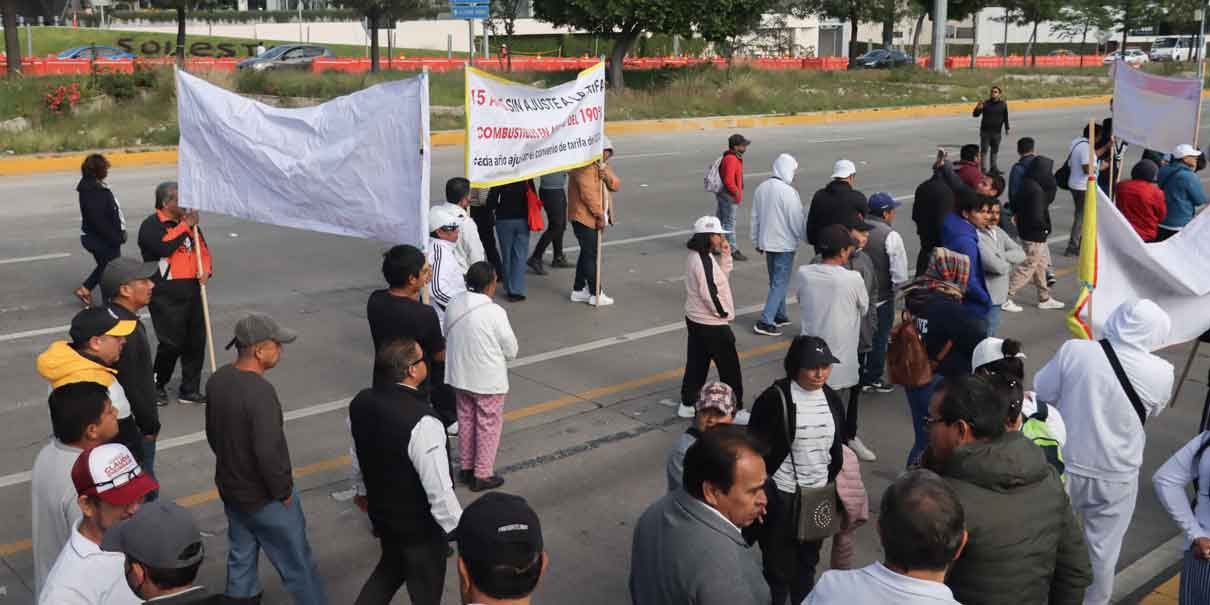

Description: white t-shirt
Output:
[1068,138,1092,191]
[805,562,961,604]
[39,520,142,604]
[773,383,834,493]
[31,439,84,596]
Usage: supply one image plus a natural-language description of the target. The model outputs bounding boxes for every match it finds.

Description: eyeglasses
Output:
[93,467,141,492]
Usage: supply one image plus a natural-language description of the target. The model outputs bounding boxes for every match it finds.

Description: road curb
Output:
[0,94,1112,177]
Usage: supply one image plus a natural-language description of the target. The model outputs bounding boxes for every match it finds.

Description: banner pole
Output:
[1086,118,1096,339]
[595,171,606,306]
[193,224,218,373]
[1108,135,1116,201]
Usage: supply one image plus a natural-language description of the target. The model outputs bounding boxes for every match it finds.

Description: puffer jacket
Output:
[1010,155,1057,243]
[941,431,1093,605]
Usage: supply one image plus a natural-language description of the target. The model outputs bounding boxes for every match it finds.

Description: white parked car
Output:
[1149,36,1193,62]
[1103,49,1149,66]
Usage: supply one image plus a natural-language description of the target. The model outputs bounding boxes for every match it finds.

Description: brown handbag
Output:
[775,384,841,543]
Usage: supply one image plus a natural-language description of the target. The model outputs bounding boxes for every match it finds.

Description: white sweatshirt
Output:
[1153,431,1210,548]
[1034,299,1174,482]
[426,237,467,331]
[443,202,486,267]
[750,154,805,254]
[444,292,518,395]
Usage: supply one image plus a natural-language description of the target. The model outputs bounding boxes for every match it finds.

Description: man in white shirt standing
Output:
[426,204,469,331]
[349,338,462,605]
[1064,123,1104,256]
[1034,299,1175,605]
[751,153,805,337]
[806,469,966,604]
[41,443,158,605]
[443,177,486,269]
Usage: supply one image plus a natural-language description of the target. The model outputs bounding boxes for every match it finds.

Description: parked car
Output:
[57,45,135,60]
[1102,49,1149,66]
[1149,36,1194,62]
[236,44,334,71]
[1048,49,1075,56]
[854,49,914,69]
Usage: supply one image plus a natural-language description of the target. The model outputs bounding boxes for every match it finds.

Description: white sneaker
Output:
[677,404,696,419]
[589,292,614,306]
[733,410,751,426]
[570,288,591,303]
[848,436,877,462]
[1038,298,1066,310]
[446,422,459,436]
[1001,300,1024,313]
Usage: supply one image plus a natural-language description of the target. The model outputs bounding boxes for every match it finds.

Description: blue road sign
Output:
[451,3,489,19]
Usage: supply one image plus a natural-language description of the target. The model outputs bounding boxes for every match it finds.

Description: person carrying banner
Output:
[972,86,1010,175]
[568,138,620,307]
[1155,144,1207,242]
[715,134,750,261]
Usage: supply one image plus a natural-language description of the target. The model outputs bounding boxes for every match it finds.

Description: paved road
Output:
[1,103,1208,604]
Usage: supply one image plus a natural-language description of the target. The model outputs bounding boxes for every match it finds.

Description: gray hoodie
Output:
[750,154,805,253]
[977,225,1025,304]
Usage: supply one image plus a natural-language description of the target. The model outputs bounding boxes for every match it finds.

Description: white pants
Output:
[1067,473,1139,605]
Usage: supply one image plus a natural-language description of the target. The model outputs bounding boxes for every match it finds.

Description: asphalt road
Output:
[1,102,1208,604]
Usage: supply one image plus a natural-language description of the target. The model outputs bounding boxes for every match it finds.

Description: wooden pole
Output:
[1108,135,1116,201]
[595,167,606,306]
[193,224,217,373]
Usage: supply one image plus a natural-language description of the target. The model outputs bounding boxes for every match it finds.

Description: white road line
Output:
[613,152,683,160]
[564,229,694,253]
[0,311,151,344]
[1111,535,1185,603]
[0,253,71,265]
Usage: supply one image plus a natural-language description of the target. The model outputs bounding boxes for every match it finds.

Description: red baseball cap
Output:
[71,444,159,506]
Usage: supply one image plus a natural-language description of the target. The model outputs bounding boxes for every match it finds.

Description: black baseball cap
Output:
[728,133,751,148]
[69,306,137,344]
[846,216,874,231]
[456,492,543,569]
[799,336,840,367]
[100,257,159,301]
[816,224,855,254]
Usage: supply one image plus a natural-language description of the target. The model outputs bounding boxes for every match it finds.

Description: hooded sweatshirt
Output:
[750,154,805,254]
[977,224,1025,305]
[1034,299,1175,481]
[941,431,1092,605]
[36,341,132,420]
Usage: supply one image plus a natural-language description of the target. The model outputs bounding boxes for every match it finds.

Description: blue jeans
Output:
[905,374,943,468]
[760,251,795,326]
[225,492,327,604]
[985,304,1002,337]
[495,218,530,296]
[862,299,894,385]
[715,192,738,248]
[142,438,158,502]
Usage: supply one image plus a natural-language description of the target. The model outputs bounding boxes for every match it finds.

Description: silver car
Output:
[236,44,334,71]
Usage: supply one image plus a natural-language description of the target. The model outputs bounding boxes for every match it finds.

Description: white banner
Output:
[1112,61,1201,154]
[1079,188,1210,349]
[465,62,606,188]
[176,69,430,246]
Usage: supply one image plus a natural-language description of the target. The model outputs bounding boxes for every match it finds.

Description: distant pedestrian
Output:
[443,177,486,268]
[1034,299,1175,605]
[100,501,223,603]
[76,153,126,307]
[678,217,742,420]
[1005,152,1063,312]
[955,144,984,189]
[32,382,119,595]
[1156,144,1207,241]
[350,339,462,605]
[805,469,966,604]
[568,138,621,306]
[529,170,572,273]
[630,425,771,605]
[912,167,956,276]
[750,153,805,337]
[806,159,868,251]
[1153,431,1210,605]
[455,493,548,605]
[972,86,1010,174]
[748,336,847,604]
[204,313,327,605]
[137,181,212,406]
[715,133,751,261]
[40,443,157,605]
[941,192,993,322]
[487,180,533,302]
[923,375,1092,605]
[1062,123,1104,256]
[1115,159,1167,242]
[976,198,1025,335]
[426,204,468,330]
[860,192,909,394]
[446,262,518,492]
[667,382,736,492]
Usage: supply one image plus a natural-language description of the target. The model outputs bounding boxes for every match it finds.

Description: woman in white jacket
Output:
[1153,431,1210,603]
[445,261,518,492]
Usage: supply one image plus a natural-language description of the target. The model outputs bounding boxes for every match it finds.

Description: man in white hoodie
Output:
[751,154,805,337]
[1033,299,1175,605]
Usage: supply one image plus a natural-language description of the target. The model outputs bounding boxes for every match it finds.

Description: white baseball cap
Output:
[428,204,463,231]
[831,159,857,179]
[971,337,1027,373]
[1172,144,1202,159]
[693,215,731,234]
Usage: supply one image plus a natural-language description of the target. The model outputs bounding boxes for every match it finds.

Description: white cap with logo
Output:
[693,215,732,235]
[831,159,857,179]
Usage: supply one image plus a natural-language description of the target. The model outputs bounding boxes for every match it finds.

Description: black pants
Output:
[839,386,859,441]
[1154,226,1178,242]
[532,188,568,260]
[980,130,1002,174]
[428,361,457,427]
[758,486,824,605]
[470,205,504,279]
[572,221,600,293]
[354,535,446,605]
[680,319,743,408]
[915,240,938,278]
[148,281,206,395]
[81,234,120,290]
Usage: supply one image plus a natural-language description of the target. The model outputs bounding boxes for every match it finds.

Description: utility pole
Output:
[931,0,947,72]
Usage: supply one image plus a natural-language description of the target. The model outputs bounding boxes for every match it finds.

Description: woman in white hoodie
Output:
[445,262,519,492]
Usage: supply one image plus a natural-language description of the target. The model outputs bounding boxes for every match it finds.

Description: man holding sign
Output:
[569,139,621,307]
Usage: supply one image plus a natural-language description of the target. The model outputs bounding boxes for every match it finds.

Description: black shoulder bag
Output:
[1099,339,1148,428]
[775,384,841,543]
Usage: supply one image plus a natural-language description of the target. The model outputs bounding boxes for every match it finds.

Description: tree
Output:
[1002,0,1061,65]
[3,0,20,77]
[1110,0,1162,57]
[487,0,525,71]
[696,0,774,62]
[1051,0,1113,67]
[907,0,982,62]
[792,0,877,65]
[337,0,429,73]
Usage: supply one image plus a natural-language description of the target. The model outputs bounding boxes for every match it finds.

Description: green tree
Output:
[1051,0,1113,67]
[1002,0,1061,65]
[337,0,429,72]
[3,0,20,77]
[696,0,775,63]
[487,0,525,71]
[792,0,877,65]
[1110,0,1161,57]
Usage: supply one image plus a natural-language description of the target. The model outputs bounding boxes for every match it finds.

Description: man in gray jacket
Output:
[976,199,1024,336]
[632,425,770,605]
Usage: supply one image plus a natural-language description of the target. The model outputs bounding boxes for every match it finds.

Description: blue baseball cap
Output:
[869,192,901,211]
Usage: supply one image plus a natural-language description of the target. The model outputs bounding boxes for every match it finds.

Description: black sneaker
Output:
[526,257,548,276]
[861,380,895,394]
[469,475,505,492]
[732,249,749,262]
[506,293,527,303]
[551,256,573,268]
[753,322,783,336]
[155,385,170,407]
[773,316,792,328]
[178,391,207,405]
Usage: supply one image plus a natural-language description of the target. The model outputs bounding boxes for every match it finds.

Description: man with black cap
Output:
[101,501,221,603]
[204,313,327,605]
[102,257,162,496]
[715,133,751,261]
[455,492,548,605]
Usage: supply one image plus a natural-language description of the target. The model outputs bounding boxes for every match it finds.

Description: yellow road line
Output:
[1140,573,1181,604]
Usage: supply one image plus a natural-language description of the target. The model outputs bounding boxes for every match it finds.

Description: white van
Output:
[1149,36,1193,62]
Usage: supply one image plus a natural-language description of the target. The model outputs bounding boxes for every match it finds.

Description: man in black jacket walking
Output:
[806,160,868,252]
[973,86,1010,174]
[1005,156,1065,312]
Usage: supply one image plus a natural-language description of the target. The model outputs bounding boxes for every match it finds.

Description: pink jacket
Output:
[684,250,734,326]
[837,445,870,529]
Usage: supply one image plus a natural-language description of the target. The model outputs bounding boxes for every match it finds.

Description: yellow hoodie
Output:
[36,341,116,389]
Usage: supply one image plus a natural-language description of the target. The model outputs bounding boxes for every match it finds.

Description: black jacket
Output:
[912,174,954,247]
[806,180,868,246]
[109,304,160,436]
[940,431,1093,605]
[77,177,124,247]
[973,98,1010,133]
[1010,155,1057,243]
[747,379,845,485]
[486,181,530,221]
[904,290,986,377]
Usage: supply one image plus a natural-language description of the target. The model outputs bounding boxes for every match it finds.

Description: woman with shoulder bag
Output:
[1153,430,1210,603]
[747,335,847,605]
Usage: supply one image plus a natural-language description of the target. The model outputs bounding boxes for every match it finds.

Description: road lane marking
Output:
[0,311,150,344]
[0,253,71,265]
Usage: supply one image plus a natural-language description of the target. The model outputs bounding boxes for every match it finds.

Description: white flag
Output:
[1112,61,1200,154]
[176,69,430,246]
[465,62,606,188]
